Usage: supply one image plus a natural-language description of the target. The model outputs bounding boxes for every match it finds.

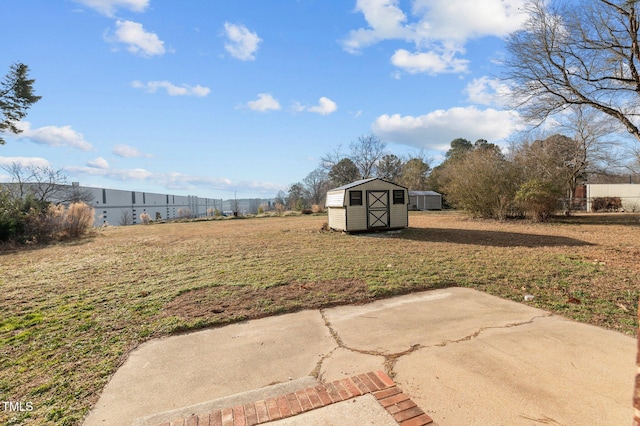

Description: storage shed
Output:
[325,178,409,232]
[409,190,442,210]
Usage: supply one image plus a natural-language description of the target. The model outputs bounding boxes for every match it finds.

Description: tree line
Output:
[280,112,639,221]
[276,133,431,211]
[428,129,637,221]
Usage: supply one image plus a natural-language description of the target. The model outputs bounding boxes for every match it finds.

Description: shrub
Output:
[301,208,313,215]
[274,203,286,215]
[61,202,94,238]
[139,212,151,224]
[441,149,523,220]
[24,203,65,243]
[0,189,25,241]
[257,205,264,215]
[0,193,94,244]
[119,210,132,226]
[591,197,622,212]
[177,208,193,219]
[311,204,324,213]
[515,179,561,222]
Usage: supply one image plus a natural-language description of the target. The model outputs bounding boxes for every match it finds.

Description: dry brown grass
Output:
[0,211,638,425]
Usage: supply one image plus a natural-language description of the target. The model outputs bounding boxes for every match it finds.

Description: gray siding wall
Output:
[409,195,441,210]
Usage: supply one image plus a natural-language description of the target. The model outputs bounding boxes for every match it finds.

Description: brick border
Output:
[634,297,639,426]
[159,371,432,426]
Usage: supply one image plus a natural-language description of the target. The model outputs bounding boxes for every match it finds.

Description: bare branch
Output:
[504,0,640,140]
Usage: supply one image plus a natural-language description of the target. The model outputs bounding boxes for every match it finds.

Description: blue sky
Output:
[1,0,528,199]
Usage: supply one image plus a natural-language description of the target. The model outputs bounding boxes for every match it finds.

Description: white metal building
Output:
[78,186,222,226]
[409,190,442,210]
[325,178,409,232]
[586,184,640,212]
[1,182,275,226]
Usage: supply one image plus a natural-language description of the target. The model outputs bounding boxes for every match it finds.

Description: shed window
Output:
[393,190,405,205]
[349,191,363,206]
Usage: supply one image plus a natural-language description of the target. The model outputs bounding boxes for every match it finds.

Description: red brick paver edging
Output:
[159,371,432,426]
[633,297,639,426]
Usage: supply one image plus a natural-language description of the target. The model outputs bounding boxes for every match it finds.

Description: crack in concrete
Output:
[317,309,423,380]
[310,346,338,380]
[313,310,553,381]
[433,313,553,347]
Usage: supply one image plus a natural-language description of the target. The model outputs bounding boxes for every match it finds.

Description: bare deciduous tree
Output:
[302,168,329,206]
[631,142,640,173]
[118,209,132,226]
[319,144,344,174]
[2,162,93,204]
[349,133,386,179]
[504,0,640,141]
[514,107,622,211]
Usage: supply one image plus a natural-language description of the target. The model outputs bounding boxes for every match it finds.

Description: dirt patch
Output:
[163,279,374,327]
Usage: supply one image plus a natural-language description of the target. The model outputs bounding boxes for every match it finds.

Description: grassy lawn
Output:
[1,211,638,425]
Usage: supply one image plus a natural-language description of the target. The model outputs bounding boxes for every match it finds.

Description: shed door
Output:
[367,190,389,229]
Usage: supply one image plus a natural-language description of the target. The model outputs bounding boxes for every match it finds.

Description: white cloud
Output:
[343,0,528,75]
[308,97,338,115]
[391,48,468,74]
[342,0,413,53]
[67,165,154,181]
[0,157,52,182]
[10,121,93,151]
[295,97,338,115]
[73,0,149,17]
[112,144,152,158]
[464,76,512,107]
[131,80,210,97]
[0,156,51,169]
[87,157,110,169]
[411,0,528,41]
[237,180,287,193]
[66,165,282,194]
[246,93,281,112]
[223,22,262,61]
[372,106,522,151]
[157,172,233,190]
[108,20,165,57]
[294,97,338,115]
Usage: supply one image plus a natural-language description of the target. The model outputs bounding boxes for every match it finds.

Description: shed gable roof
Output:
[409,190,441,196]
[329,177,407,192]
